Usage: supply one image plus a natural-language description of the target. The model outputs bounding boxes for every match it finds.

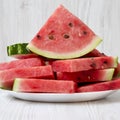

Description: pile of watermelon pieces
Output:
[1,5,120,93]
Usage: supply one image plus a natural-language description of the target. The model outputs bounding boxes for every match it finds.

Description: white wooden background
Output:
[0,0,120,120]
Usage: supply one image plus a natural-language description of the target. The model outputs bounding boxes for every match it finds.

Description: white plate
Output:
[0,89,116,102]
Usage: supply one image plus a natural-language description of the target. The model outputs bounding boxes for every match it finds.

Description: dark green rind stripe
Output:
[7,43,31,56]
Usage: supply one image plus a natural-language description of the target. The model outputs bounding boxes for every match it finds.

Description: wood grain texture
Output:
[0,0,120,120]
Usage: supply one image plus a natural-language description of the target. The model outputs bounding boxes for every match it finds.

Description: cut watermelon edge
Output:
[27,36,102,59]
[0,82,11,90]
[114,56,119,68]
[0,81,5,89]
[104,68,114,80]
[12,78,20,92]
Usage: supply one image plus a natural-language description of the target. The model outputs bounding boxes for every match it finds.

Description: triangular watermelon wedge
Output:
[27,5,102,59]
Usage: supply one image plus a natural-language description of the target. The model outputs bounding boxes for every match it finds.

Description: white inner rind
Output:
[104,69,115,80]
[27,36,102,59]
[13,78,21,91]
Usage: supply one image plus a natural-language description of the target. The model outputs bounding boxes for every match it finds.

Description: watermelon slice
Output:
[77,78,120,92]
[0,58,44,70]
[7,43,39,59]
[84,49,120,78]
[13,78,76,93]
[27,5,102,59]
[52,56,118,72]
[0,65,54,89]
[57,68,114,82]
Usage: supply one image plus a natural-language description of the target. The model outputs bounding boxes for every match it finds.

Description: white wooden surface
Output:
[0,0,120,120]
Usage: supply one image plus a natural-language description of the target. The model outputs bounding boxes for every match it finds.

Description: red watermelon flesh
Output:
[13,78,76,93]
[52,56,118,72]
[57,69,114,82]
[77,78,120,92]
[0,58,44,71]
[13,53,39,59]
[84,49,120,78]
[27,5,102,59]
[0,65,54,89]
[83,49,105,57]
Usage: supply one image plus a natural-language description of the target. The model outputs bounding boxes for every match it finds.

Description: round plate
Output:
[0,89,116,102]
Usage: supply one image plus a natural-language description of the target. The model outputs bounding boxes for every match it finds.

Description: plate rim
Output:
[0,88,116,102]
[0,88,116,95]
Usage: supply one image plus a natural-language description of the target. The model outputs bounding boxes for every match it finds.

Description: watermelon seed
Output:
[83,31,87,35]
[68,23,73,27]
[37,35,41,39]
[90,62,96,68]
[102,53,105,56]
[48,35,54,40]
[103,61,108,64]
[63,34,70,39]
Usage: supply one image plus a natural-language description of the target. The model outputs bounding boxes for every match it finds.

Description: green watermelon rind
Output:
[27,36,102,59]
[7,43,31,56]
